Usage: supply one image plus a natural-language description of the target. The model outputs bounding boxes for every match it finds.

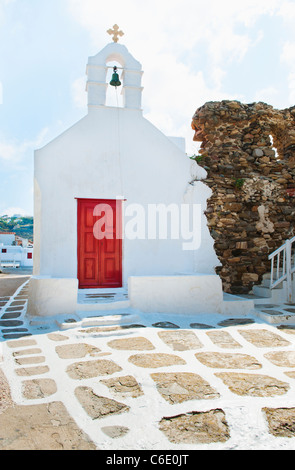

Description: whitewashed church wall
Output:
[34,106,217,285]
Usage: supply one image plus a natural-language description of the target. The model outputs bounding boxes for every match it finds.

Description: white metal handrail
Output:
[268,236,295,303]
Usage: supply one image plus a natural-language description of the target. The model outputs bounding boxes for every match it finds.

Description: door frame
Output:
[77,198,123,289]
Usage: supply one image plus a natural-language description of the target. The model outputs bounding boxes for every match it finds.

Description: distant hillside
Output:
[0,215,33,241]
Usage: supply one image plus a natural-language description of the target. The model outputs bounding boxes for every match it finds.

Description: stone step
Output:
[222,293,254,315]
[262,271,284,281]
[255,307,295,325]
[262,278,285,288]
[79,312,140,328]
[76,299,130,312]
[252,285,272,298]
[77,288,129,312]
[236,293,273,306]
[55,311,140,330]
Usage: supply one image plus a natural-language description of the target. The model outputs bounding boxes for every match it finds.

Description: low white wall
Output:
[0,245,33,267]
[128,274,224,314]
[27,276,78,317]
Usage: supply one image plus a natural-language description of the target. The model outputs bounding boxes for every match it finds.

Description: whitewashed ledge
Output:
[128,274,253,315]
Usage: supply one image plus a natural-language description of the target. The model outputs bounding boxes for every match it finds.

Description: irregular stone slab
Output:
[3,333,32,340]
[101,426,129,438]
[121,324,146,329]
[190,323,215,329]
[261,310,284,316]
[218,318,255,327]
[259,304,279,309]
[207,330,242,349]
[158,330,202,351]
[1,328,28,333]
[6,339,37,349]
[128,353,186,369]
[215,372,289,397]
[151,372,219,404]
[66,359,122,380]
[100,375,144,398]
[283,308,295,313]
[6,307,23,312]
[107,337,155,351]
[0,368,13,413]
[263,407,295,438]
[195,352,261,369]
[47,333,69,341]
[55,343,101,359]
[159,409,230,444]
[285,371,295,379]
[264,351,295,368]
[0,401,96,450]
[1,312,21,319]
[79,326,122,334]
[0,320,23,327]
[63,318,77,324]
[75,386,129,419]
[152,322,180,329]
[22,379,57,399]
[15,366,50,377]
[238,329,291,348]
[13,348,42,357]
[15,356,45,366]
[277,325,295,335]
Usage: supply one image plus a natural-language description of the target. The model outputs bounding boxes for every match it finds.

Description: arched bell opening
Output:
[86,42,143,110]
[105,59,124,108]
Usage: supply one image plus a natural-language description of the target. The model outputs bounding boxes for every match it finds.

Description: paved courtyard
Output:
[0,276,295,450]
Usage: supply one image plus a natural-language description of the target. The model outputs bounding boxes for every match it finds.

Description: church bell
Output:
[110,66,121,87]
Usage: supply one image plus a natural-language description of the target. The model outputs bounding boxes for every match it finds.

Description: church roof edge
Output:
[88,42,142,71]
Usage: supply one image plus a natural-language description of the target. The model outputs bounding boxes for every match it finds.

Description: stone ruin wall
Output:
[191,100,295,295]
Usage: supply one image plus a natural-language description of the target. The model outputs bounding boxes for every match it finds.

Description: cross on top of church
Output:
[107,24,124,43]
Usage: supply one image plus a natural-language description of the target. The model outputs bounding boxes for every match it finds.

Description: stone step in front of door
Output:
[78,312,140,328]
[77,288,130,311]
[76,299,131,312]
[55,311,140,330]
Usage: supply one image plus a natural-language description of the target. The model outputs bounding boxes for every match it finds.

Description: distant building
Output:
[0,232,16,246]
[0,232,33,268]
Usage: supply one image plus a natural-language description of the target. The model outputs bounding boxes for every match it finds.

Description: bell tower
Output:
[86,25,143,111]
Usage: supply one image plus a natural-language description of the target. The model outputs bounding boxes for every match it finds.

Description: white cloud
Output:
[281,41,295,65]
[0,0,15,24]
[65,0,295,144]
[286,72,295,104]
[278,1,295,21]
[0,128,49,166]
[254,86,279,105]
[281,41,295,104]
[0,207,30,217]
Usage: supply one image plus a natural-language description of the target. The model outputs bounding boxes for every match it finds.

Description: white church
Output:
[28,26,251,318]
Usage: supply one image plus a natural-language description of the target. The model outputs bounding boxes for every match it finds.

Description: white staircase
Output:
[55,288,141,331]
[244,237,295,324]
[76,288,130,313]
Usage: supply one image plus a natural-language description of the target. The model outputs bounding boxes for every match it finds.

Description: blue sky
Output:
[1,0,295,216]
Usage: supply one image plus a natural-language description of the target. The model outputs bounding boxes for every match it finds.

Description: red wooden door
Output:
[77,199,122,288]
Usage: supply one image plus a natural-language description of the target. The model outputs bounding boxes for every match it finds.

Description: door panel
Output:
[77,199,122,288]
